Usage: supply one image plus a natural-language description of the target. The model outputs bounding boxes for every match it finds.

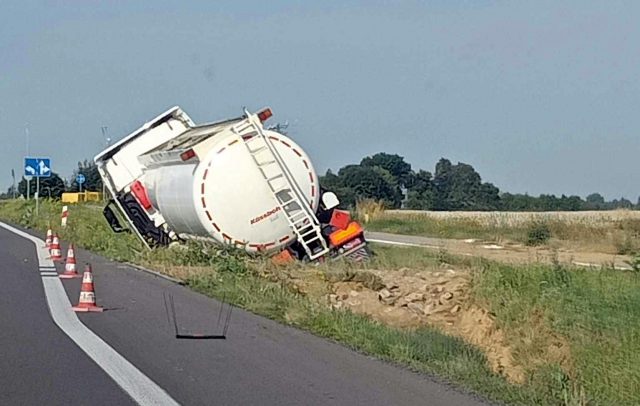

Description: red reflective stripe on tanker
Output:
[201,183,205,194]
[198,133,317,249]
[201,197,207,208]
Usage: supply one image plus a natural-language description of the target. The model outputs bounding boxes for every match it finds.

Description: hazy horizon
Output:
[1,1,638,201]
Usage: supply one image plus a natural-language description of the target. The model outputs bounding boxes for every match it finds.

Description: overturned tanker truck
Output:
[94,106,368,262]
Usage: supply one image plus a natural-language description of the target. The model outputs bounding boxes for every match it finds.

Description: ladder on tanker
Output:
[232,111,330,261]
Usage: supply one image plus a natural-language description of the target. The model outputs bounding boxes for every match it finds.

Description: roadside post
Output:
[11,169,16,199]
[24,157,51,215]
[25,176,31,199]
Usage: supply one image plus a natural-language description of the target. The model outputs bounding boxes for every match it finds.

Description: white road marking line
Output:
[0,222,180,406]
[571,260,631,271]
[367,238,441,249]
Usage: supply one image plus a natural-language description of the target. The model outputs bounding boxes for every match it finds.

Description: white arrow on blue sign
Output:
[24,157,51,178]
[76,174,86,184]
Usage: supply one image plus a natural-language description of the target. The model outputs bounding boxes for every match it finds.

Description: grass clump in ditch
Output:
[525,221,551,246]
[473,259,640,405]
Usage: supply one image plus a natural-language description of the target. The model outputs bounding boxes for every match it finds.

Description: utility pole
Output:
[25,124,30,200]
[25,125,30,157]
[101,126,110,201]
[11,169,16,199]
[36,176,40,215]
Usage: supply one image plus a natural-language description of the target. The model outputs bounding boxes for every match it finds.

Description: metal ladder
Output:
[233,112,329,261]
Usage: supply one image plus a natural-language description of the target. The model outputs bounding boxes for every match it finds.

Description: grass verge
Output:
[3,199,640,404]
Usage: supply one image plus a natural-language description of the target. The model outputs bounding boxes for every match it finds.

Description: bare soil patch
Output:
[325,267,527,383]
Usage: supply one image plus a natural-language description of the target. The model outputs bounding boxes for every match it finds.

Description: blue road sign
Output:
[76,174,86,185]
[24,157,51,178]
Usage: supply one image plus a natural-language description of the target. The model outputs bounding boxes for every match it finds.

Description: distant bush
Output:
[626,255,640,273]
[526,221,551,246]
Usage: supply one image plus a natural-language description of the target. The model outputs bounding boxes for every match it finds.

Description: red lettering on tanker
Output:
[250,206,281,225]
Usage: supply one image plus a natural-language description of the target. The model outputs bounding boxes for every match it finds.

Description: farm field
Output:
[2,199,639,405]
[362,208,640,265]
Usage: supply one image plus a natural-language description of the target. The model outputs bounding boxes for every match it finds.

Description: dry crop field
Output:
[361,204,640,256]
[384,209,640,228]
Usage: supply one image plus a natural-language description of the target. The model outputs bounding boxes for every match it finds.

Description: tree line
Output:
[2,153,637,212]
[319,153,639,211]
[1,160,102,199]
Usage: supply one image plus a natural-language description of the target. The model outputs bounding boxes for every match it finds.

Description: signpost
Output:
[24,157,51,215]
[76,173,86,193]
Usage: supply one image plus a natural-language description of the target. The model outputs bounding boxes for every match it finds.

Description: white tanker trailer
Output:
[95,106,368,262]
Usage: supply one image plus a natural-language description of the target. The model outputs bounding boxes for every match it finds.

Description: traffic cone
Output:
[49,234,63,261]
[72,264,103,312]
[45,228,53,249]
[59,244,81,279]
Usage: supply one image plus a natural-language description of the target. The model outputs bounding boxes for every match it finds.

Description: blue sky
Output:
[1,1,638,200]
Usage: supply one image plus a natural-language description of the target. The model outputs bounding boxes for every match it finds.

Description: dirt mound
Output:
[328,267,526,383]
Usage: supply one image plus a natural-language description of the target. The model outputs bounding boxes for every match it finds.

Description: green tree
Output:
[360,153,412,186]
[431,158,500,210]
[69,160,102,192]
[18,173,66,199]
[338,165,402,208]
[586,193,605,210]
[405,170,435,209]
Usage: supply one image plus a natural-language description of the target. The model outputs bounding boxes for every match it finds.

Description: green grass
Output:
[473,260,640,405]
[3,199,640,404]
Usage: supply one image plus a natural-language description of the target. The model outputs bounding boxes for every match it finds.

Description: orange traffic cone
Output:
[59,244,81,279]
[49,234,62,261]
[72,264,103,313]
[45,228,53,249]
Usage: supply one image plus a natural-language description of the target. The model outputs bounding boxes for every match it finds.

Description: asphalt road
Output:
[365,231,446,248]
[0,227,135,405]
[0,224,489,406]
